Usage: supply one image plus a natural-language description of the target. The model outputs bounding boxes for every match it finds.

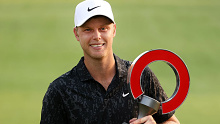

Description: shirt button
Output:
[104,99,108,105]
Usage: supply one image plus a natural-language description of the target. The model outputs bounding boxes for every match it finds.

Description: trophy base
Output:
[138,95,160,119]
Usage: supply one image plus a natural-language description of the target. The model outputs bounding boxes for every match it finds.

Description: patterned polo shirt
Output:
[40,54,174,124]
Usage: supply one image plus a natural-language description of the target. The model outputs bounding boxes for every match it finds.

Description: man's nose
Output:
[93,29,101,41]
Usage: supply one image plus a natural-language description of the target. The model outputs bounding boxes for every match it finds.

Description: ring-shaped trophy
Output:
[127,49,190,118]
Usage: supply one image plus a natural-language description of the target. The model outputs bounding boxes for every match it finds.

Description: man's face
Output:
[74,16,116,60]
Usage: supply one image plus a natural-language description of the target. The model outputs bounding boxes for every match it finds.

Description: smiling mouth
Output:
[90,43,105,47]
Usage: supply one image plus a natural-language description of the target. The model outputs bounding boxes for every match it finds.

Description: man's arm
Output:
[129,115,180,124]
[40,83,68,124]
[162,115,180,124]
[160,115,180,124]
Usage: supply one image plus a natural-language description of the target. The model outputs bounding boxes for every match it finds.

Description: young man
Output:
[40,0,180,123]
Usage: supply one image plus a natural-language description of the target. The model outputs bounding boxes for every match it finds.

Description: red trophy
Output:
[127,49,190,118]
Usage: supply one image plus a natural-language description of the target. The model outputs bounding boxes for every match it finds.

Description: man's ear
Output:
[73,27,80,41]
[113,24,116,37]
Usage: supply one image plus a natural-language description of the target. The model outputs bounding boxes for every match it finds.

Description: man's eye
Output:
[85,29,91,32]
[100,27,107,31]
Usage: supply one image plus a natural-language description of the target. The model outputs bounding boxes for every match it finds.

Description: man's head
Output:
[73,0,116,60]
[74,0,115,27]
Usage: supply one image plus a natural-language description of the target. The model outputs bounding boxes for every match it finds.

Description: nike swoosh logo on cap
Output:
[88,6,101,12]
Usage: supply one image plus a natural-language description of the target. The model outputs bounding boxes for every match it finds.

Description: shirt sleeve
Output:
[141,66,175,123]
[40,82,68,124]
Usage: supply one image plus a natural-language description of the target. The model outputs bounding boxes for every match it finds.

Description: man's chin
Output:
[85,53,105,60]
[91,54,105,60]
[84,51,113,60]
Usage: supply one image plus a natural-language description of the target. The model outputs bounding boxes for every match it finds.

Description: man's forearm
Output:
[160,115,180,124]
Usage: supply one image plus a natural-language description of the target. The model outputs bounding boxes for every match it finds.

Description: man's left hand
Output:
[129,115,156,124]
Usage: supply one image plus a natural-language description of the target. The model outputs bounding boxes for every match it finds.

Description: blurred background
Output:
[0,0,220,123]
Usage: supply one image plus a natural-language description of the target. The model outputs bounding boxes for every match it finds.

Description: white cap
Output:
[74,0,115,27]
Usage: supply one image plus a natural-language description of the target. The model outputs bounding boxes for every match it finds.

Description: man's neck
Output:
[84,54,116,90]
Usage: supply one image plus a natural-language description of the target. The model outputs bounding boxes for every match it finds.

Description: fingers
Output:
[129,118,137,123]
[129,115,156,124]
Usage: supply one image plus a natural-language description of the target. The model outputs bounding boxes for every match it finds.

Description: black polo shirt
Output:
[40,54,174,124]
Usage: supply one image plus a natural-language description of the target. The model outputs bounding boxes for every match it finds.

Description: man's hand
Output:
[129,115,156,124]
[129,115,180,124]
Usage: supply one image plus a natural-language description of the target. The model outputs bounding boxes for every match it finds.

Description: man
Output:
[41,0,180,123]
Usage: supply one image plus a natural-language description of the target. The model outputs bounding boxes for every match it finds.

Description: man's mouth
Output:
[90,43,105,48]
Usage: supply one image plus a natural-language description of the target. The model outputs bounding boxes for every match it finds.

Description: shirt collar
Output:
[76,54,130,82]
[76,57,93,82]
[114,54,130,79]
